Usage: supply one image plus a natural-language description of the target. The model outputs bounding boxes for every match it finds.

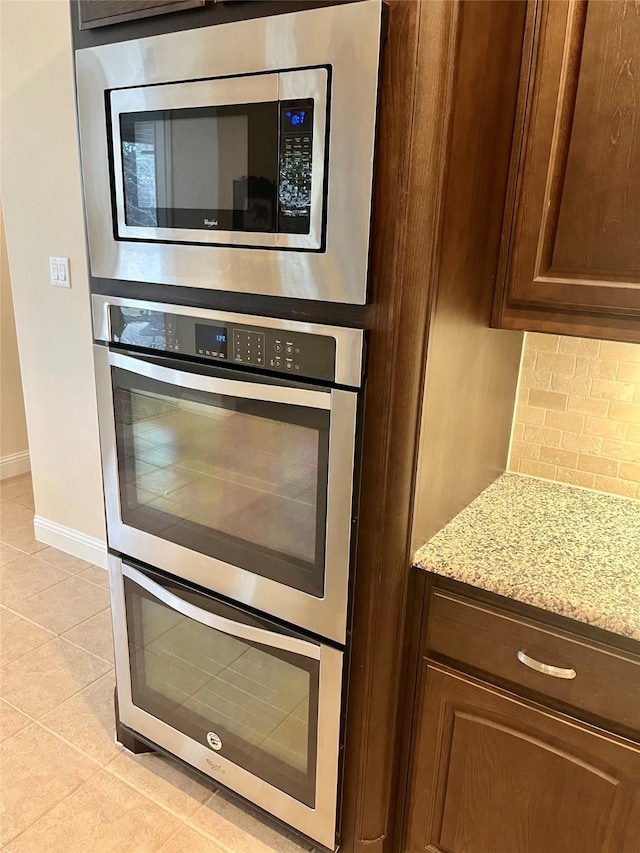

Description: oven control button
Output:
[274,343,282,353]
[285,344,293,354]
[274,358,282,368]
[207,732,223,751]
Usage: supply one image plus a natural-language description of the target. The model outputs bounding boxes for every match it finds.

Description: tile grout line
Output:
[1,728,107,850]
[1,608,113,667]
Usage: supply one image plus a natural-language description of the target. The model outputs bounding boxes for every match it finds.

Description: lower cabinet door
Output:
[404,662,640,853]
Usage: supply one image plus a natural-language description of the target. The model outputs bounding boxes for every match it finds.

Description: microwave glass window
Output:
[124,570,319,806]
[113,367,329,597]
[119,103,279,233]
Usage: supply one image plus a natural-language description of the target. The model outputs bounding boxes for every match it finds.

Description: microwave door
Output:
[110,68,327,250]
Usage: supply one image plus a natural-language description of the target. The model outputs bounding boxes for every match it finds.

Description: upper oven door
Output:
[95,345,358,644]
[110,69,327,250]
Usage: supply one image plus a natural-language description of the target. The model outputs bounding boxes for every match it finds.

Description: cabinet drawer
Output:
[427,590,640,734]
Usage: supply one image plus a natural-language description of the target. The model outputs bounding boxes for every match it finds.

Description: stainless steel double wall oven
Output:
[76,2,383,849]
[93,296,363,847]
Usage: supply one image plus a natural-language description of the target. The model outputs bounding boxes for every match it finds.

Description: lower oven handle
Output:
[122,564,322,661]
[109,350,331,410]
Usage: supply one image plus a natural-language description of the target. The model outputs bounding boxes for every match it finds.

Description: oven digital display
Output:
[195,323,228,358]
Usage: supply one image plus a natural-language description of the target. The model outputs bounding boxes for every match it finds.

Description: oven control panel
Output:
[201,321,337,383]
[113,307,338,383]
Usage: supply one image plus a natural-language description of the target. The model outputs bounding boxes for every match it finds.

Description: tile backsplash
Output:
[509,333,640,500]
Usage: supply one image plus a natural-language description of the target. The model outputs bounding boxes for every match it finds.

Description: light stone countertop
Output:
[413,473,640,642]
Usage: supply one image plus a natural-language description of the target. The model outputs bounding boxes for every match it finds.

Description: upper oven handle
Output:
[123,564,322,661]
[109,350,331,410]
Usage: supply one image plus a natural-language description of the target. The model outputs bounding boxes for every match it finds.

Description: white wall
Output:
[0,204,30,477]
[0,0,106,563]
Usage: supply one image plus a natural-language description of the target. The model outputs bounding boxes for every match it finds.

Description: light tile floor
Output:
[0,473,315,852]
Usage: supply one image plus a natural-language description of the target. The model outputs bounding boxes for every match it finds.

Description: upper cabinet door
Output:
[78,0,206,30]
[494,0,640,343]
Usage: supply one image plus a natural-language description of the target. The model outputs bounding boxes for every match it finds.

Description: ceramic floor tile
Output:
[62,608,114,663]
[39,672,119,767]
[0,699,31,742]
[108,751,213,820]
[35,544,93,574]
[0,475,33,501]
[0,553,70,607]
[0,521,47,554]
[0,722,99,845]
[0,501,33,528]
[77,564,109,589]
[189,791,315,853]
[4,769,183,853]
[159,823,227,852]
[0,543,24,566]
[12,492,35,510]
[11,575,110,635]
[1,636,112,719]
[0,609,56,664]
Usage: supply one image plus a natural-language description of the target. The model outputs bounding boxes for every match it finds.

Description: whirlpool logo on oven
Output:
[207,731,223,751]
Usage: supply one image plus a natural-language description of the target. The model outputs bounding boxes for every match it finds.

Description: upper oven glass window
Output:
[112,365,329,598]
[119,103,279,234]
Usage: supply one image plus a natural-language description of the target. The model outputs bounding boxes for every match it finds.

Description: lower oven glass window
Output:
[112,366,329,597]
[124,571,319,806]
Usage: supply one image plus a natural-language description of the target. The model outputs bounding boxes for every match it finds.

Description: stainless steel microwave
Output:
[75,1,383,304]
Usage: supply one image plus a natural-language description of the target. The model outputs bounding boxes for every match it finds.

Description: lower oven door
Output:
[111,556,343,851]
[95,345,358,644]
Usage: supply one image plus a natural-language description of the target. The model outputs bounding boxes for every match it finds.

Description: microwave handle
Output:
[108,350,331,411]
[123,563,321,661]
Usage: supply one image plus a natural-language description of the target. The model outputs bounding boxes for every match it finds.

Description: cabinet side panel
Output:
[411,0,526,551]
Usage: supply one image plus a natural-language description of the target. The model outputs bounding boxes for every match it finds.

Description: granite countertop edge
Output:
[412,473,640,643]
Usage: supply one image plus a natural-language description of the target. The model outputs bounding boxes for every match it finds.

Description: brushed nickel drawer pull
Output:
[517,650,576,680]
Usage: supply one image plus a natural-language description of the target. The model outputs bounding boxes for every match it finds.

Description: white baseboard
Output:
[33,515,108,569]
[0,450,30,480]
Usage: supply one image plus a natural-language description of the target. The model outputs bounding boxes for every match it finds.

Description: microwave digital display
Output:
[283,109,312,132]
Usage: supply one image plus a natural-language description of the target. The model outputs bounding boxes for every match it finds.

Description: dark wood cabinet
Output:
[493,0,640,343]
[405,663,640,853]
[401,577,640,853]
[78,0,205,30]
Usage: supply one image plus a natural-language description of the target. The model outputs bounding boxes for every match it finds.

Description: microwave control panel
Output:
[112,307,337,383]
[277,99,314,235]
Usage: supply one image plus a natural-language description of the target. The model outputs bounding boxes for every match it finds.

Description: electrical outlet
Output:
[49,256,71,288]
